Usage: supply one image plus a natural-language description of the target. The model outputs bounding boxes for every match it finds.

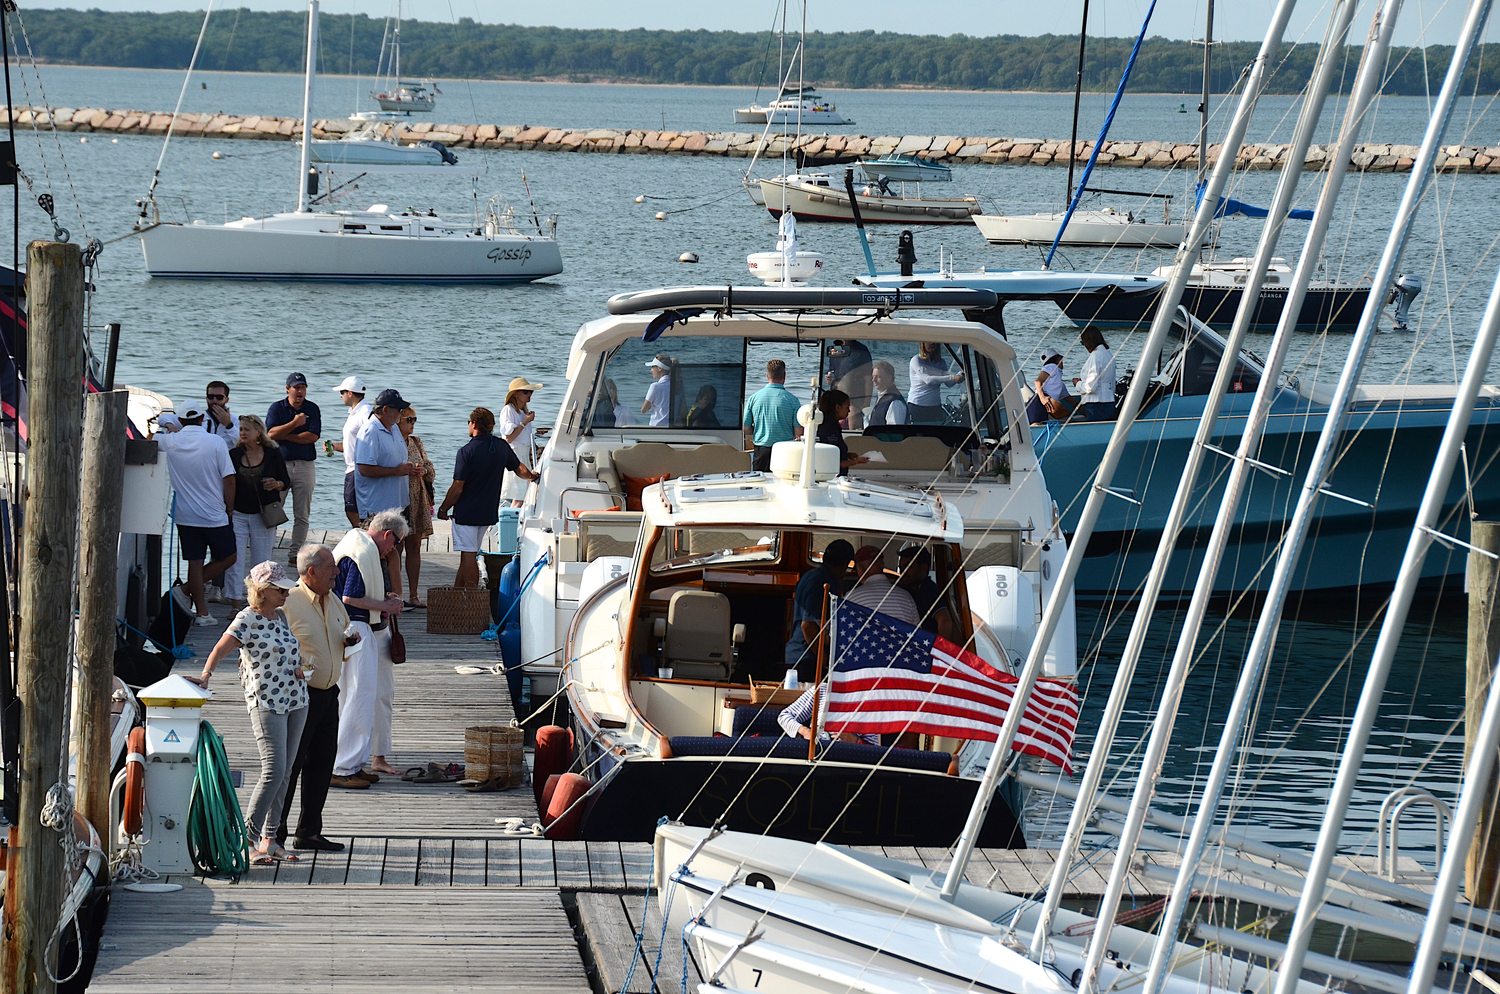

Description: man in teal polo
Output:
[742,359,802,472]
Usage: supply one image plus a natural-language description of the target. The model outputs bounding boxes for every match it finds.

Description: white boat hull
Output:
[973,210,1189,248]
[733,107,767,124]
[139,214,562,283]
[761,179,979,224]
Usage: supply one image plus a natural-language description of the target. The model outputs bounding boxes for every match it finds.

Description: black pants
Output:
[752,446,775,472]
[277,684,339,843]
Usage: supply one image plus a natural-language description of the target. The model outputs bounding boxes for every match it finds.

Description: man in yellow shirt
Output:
[277,544,357,851]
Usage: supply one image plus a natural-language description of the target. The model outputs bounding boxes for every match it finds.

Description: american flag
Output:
[822,599,1080,773]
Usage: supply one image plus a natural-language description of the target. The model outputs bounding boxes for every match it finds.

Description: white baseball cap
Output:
[179,401,205,419]
[333,375,366,395]
[646,358,671,371]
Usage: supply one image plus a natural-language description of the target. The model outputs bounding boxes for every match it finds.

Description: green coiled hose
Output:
[187,720,249,881]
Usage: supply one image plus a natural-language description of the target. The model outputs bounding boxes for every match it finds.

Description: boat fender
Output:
[499,623,523,710]
[495,556,521,626]
[533,725,575,807]
[542,773,591,839]
[540,773,563,817]
[122,726,147,837]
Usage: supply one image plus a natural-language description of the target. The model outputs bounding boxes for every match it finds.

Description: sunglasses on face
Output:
[402,416,417,423]
[207,393,226,401]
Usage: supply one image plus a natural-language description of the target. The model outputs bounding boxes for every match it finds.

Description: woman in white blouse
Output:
[907,342,965,424]
[1073,327,1117,421]
[500,376,543,506]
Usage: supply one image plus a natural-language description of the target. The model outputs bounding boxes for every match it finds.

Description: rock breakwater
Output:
[10,105,1499,174]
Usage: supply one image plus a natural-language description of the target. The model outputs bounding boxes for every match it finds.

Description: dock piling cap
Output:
[136,673,212,709]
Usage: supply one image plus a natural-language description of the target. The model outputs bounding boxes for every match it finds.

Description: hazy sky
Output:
[48,0,1489,50]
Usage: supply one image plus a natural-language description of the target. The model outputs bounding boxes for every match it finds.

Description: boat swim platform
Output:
[89,528,1437,992]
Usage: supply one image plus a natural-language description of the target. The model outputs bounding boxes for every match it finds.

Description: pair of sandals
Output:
[252,840,299,865]
[402,762,464,783]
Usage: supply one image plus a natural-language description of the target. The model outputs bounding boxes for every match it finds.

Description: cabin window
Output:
[1171,322,1263,398]
[584,336,748,431]
[649,527,780,573]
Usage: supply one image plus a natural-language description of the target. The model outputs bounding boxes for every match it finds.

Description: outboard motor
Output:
[428,141,459,165]
[896,229,917,277]
[1387,273,1423,331]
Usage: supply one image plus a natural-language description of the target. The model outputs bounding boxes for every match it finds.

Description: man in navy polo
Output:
[267,372,322,564]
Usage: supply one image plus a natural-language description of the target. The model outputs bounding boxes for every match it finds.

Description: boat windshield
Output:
[1158,317,1263,398]
[650,528,780,572]
[582,332,1009,445]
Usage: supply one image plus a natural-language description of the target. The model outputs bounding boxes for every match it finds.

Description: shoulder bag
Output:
[388,613,406,665]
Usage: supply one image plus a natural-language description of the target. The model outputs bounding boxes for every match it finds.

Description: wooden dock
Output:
[89,526,1435,991]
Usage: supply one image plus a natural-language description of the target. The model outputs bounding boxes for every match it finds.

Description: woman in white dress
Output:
[1073,327,1117,421]
[500,376,543,506]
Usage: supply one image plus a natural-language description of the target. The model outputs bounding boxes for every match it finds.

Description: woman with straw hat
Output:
[500,376,543,507]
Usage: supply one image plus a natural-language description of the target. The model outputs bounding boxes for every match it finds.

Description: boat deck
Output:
[88,527,1437,991]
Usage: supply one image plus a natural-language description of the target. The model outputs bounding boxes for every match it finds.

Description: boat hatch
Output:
[832,479,937,518]
[674,482,768,504]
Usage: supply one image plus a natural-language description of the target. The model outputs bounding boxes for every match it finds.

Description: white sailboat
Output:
[369,1,438,114]
[310,113,458,167]
[136,0,561,284]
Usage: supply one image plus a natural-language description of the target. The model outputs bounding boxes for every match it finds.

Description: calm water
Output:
[6,66,1488,854]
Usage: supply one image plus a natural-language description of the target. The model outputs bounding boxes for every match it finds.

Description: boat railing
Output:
[1376,786,1450,879]
[558,486,627,522]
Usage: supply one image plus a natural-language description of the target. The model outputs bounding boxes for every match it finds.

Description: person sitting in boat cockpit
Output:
[784,539,855,682]
[868,361,907,426]
[845,546,919,625]
[1025,353,1077,426]
[777,679,878,746]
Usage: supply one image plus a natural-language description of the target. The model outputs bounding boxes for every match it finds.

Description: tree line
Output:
[10,7,1500,96]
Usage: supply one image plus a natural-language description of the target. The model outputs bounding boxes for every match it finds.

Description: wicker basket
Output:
[427,585,492,635]
[465,724,524,786]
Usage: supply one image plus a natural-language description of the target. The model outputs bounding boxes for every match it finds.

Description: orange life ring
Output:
[122,726,146,836]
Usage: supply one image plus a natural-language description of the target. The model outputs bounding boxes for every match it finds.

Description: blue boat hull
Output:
[1036,391,1500,597]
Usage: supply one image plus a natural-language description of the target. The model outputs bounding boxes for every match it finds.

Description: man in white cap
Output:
[353,389,422,603]
[156,401,237,625]
[329,376,370,529]
[642,355,674,427]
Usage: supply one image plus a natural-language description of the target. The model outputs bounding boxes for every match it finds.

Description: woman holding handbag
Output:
[225,415,292,609]
[396,406,436,609]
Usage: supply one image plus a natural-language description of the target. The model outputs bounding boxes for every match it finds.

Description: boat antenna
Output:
[520,171,542,236]
[295,0,319,213]
[1066,0,1089,212]
[843,166,877,277]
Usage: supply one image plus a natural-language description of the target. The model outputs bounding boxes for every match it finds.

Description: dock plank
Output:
[453,839,487,886]
[418,837,455,886]
[578,892,655,994]
[632,888,705,994]
[488,838,522,886]
[587,841,627,891]
[554,839,593,888]
[383,837,420,886]
[521,837,557,887]
[309,838,354,885]
[621,842,655,892]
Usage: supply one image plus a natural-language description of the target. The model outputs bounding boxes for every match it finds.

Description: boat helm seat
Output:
[665,590,735,682]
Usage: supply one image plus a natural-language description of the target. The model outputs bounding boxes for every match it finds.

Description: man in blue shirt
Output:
[437,407,539,588]
[266,372,322,563]
[742,359,803,472]
[784,539,854,682]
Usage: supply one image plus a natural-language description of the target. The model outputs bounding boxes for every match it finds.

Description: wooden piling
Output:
[0,241,86,993]
[75,389,127,840]
[1467,520,1500,905]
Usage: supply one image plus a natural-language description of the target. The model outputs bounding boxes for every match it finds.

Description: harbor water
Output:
[7,66,1491,857]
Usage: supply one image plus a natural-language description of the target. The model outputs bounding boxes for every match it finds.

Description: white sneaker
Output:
[193,613,218,627]
[205,586,226,604]
[169,585,194,615]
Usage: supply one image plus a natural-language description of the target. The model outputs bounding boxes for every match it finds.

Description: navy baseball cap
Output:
[286,372,308,387]
[374,388,408,410]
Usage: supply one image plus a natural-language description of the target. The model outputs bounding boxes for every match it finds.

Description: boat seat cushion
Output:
[666,590,732,682]
[847,436,955,471]
[576,511,643,561]
[607,442,752,483]
[823,741,954,773]
[668,735,808,760]
[730,706,784,738]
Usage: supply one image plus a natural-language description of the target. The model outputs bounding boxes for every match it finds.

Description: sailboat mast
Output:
[296,0,318,213]
[1067,0,1089,209]
[1198,0,1213,186]
[394,0,401,82]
